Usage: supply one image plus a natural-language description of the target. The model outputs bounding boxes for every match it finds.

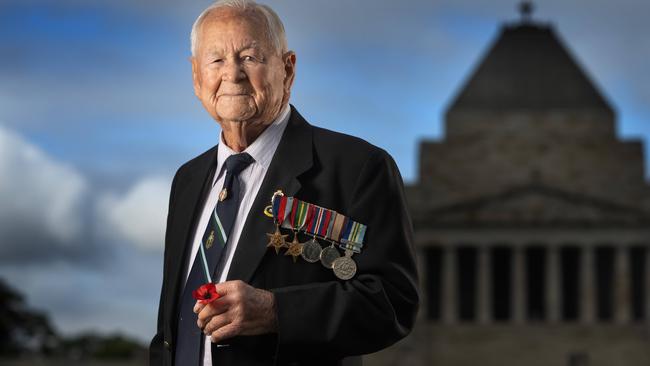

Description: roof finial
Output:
[519,1,534,23]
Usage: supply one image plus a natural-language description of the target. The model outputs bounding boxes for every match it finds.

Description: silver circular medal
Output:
[320,245,340,268]
[332,256,357,280]
[301,239,322,263]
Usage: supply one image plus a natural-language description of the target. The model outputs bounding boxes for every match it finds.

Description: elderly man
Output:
[149,1,419,365]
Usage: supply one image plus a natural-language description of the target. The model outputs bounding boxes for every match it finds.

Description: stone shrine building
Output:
[368,5,650,366]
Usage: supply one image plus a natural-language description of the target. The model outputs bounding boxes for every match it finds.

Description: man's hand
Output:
[194,280,277,344]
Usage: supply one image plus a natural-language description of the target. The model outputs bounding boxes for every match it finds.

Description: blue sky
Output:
[1,0,649,342]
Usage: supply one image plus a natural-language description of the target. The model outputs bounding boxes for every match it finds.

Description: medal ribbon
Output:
[306,205,320,234]
[280,202,311,233]
[304,204,316,232]
[272,195,287,224]
[319,210,333,238]
[282,197,293,226]
[289,197,299,229]
[330,214,348,243]
[275,195,367,252]
[340,219,367,253]
[292,200,310,231]
[304,205,319,235]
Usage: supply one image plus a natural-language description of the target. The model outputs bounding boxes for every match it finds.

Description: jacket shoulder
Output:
[290,105,393,165]
[173,145,217,186]
[310,125,390,164]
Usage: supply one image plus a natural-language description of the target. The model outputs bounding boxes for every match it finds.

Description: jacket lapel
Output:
[227,106,313,283]
[165,147,217,334]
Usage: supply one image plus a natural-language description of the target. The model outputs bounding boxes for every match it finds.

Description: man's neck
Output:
[221,121,269,152]
[219,104,289,152]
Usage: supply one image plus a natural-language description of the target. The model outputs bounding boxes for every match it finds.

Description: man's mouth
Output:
[218,94,252,100]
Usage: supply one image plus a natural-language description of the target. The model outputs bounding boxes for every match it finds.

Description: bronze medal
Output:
[285,233,303,263]
[301,237,322,263]
[266,225,288,254]
[267,191,289,255]
[319,243,340,269]
[332,250,357,280]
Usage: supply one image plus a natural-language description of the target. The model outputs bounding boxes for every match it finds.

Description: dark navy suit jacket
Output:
[149,106,419,365]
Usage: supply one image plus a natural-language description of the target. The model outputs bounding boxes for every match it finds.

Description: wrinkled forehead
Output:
[198,8,273,51]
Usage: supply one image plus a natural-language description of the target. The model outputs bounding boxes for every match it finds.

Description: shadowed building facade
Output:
[366,6,650,366]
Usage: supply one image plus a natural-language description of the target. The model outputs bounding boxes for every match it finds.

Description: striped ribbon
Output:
[272,195,367,252]
[272,195,293,226]
[339,218,367,253]
[290,199,310,231]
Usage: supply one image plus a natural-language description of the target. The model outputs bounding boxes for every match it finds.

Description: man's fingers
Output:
[195,282,241,315]
[204,311,231,335]
[196,299,229,329]
[193,301,206,314]
[196,283,275,342]
[213,280,245,298]
[210,323,241,344]
[195,281,247,329]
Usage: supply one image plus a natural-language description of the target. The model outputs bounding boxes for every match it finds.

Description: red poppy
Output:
[192,283,220,304]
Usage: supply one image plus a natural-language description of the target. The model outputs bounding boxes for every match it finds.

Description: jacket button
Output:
[164,340,171,349]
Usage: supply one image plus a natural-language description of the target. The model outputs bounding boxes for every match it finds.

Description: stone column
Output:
[442,245,456,324]
[645,245,650,324]
[615,245,631,324]
[416,247,427,321]
[477,245,491,324]
[580,245,595,324]
[546,246,561,323]
[512,245,525,324]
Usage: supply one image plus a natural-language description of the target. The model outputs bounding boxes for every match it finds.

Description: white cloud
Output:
[0,124,167,341]
[0,125,87,246]
[0,122,172,260]
[100,176,172,251]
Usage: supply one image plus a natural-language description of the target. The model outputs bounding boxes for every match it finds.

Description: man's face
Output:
[191,10,294,126]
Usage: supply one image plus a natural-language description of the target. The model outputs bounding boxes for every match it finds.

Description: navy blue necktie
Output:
[175,152,255,366]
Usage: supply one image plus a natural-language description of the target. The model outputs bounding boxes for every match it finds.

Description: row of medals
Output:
[267,225,357,281]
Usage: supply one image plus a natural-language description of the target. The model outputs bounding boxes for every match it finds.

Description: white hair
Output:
[190,0,288,56]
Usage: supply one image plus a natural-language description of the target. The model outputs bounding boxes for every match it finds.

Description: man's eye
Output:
[212,59,223,64]
[242,56,256,62]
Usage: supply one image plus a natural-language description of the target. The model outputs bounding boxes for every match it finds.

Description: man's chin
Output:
[214,99,256,117]
[214,110,257,124]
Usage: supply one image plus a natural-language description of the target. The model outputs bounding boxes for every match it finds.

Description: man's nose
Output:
[222,60,245,82]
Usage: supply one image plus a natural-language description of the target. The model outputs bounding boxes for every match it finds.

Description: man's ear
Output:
[283,51,296,91]
[190,56,201,98]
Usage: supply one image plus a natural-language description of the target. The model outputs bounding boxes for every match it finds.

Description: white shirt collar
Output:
[215,104,290,181]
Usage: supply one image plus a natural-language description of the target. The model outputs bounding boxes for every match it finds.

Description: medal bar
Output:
[267,191,368,280]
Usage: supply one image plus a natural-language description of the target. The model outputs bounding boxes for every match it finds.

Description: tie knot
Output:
[224,152,254,176]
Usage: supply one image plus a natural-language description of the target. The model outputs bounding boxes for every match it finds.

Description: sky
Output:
[1,0,649,343]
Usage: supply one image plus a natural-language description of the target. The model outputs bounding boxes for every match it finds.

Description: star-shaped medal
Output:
[284,234,303,263]
[266,225,288,254]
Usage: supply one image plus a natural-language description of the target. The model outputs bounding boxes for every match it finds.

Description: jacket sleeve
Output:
[149,170,180,365]
[270,149,420,361]
[149,286,165,365]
